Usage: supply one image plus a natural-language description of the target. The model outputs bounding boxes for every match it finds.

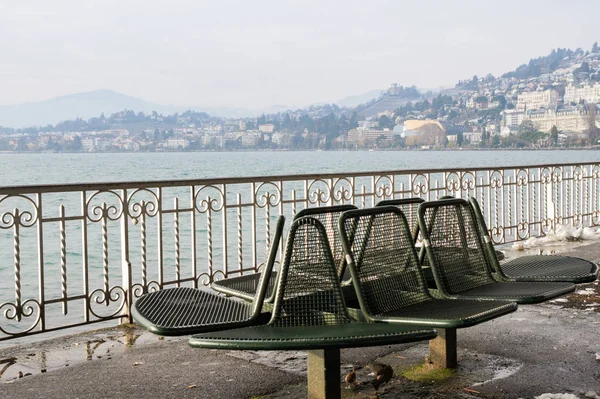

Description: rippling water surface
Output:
[2,149,599,186]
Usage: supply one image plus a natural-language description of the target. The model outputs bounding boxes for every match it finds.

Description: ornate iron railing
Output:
[1,162,599,341]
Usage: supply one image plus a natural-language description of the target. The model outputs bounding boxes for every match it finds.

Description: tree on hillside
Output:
[257,114,266,126]
[349,112,359,129]
[245,119,256,130]
[518,120,536,136]
[376,134,388,148]
[378,115,394,129]
[491,135,500,147]
[431,94,454,111]
[575,62,590,75]
[491,95,507,109]
[586,105,599,144]
[63,135,83,152]
[16,137,29,152]
[462,75,479,90]
[593,42,599,53]
[550,125,559,145]
[502,47,576,79]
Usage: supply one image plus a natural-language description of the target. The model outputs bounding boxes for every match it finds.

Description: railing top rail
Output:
[1,160,598,195]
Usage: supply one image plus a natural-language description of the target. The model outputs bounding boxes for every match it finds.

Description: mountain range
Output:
[0,90,294,128]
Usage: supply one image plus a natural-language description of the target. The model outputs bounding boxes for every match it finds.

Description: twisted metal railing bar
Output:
[0,161,599,341]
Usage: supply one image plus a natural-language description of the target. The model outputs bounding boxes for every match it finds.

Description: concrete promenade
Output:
[1,242,599,399]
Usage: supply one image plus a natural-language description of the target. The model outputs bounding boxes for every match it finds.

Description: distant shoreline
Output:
[1,147,600,155]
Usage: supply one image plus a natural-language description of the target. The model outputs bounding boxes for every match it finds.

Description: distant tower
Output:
[387,83,401,96]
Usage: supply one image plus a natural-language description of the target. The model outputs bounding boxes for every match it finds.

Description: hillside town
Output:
[1,44,600,152]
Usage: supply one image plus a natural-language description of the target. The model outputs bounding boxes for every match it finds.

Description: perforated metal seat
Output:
[339,207,516,329]
[131,217,285,336]
[211,205,357,301]
[418,199,575,304]
[469,197,599,284]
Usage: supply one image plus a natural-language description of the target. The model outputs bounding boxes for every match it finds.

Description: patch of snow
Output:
[575,289,595,296]
[511,224,600,251]
[472,362,522,386]
[582,227,600,240]
[512,242,526,251]
[550,298,569,303]
[534,394,579,399]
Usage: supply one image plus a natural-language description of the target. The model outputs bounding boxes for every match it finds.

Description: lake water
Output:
[1,149,600,187]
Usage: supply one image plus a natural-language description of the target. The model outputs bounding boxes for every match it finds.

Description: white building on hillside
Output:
[258,124,275,133]
[564,83,600,105]
[526,106,597,133]
[503,110,526,127]
[166,138,190,149]
[517,89,559,111]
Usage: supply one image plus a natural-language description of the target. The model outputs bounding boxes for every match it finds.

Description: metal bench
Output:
[131,216,285,336]
[417,198,576,303]
[469,197,599,283]
[188,217,437,399]
[339,206,517,368]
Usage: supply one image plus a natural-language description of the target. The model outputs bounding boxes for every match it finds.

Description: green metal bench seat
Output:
[189,323,436,351]
[426,280,575,303]
[370,299,515,328]
[211,205,357,302]
[132,287,271,336]
[339,207,516,367]
[469,197,599,284]
[499,255,598,282]
[131,216,285,336]
[210,270,277,302]
[189,217,436,399]
[418,198,576,304]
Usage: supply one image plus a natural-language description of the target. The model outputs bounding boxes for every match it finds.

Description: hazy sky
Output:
[1,0,598,109]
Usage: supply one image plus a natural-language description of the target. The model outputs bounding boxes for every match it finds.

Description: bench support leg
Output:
[307,349,341,399]
[429,327,457,368]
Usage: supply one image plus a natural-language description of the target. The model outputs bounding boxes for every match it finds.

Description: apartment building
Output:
[564,83,600,104]
[527,106,594,133]
[166,138,190,149]
[258,124,275,133]
[503,110,526,127]
[516,89,559,111]
[347,128,394,145]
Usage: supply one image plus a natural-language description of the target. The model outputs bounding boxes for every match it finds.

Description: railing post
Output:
[120,188,133,324]
[36,194,45,331]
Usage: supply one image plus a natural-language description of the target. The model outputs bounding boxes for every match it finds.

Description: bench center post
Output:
[429,327,457,368]
[307,348,341,399]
